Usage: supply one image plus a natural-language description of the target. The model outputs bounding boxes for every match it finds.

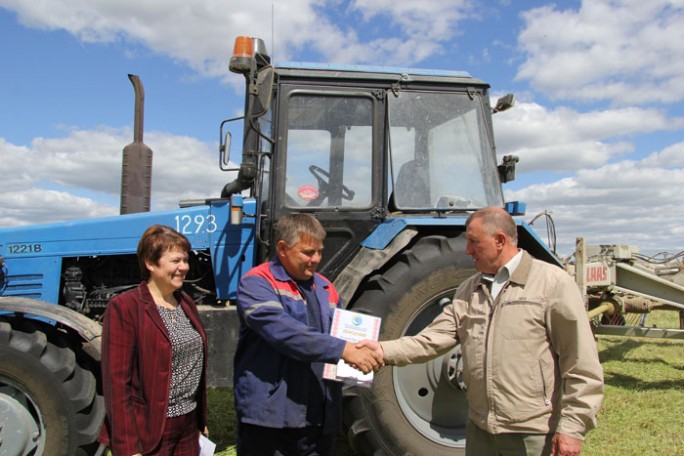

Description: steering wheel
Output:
[308,165,355,204]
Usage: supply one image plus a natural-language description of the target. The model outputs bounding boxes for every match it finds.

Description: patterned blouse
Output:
[156,304,204,417]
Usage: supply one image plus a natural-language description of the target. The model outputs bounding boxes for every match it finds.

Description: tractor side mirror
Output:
[498,155,519,183]
[493,93,515,114]
[252,66,274,117]
[220,130,236,171]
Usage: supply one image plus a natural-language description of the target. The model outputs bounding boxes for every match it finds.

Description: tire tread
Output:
[0,319,104,455]
[343,235,472,456]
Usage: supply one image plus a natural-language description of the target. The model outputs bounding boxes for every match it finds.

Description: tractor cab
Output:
[221,37,515,279]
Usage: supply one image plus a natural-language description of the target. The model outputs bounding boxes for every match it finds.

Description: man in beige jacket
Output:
[359,207,603,456]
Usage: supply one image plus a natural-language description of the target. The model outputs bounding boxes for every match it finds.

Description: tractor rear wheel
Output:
[344,235,475,455]
[0,320,105,456]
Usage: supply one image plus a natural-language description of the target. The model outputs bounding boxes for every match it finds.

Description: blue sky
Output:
[1,0,683,257]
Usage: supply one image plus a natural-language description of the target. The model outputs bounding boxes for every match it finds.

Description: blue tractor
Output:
[0,36,558,455]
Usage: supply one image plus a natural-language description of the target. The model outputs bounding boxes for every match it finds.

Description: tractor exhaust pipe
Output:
[120,74,153,214]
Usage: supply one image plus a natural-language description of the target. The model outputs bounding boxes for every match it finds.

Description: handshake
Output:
[341,340,385,375]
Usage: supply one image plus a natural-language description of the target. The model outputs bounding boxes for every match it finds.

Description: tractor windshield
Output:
[388,90,504,211]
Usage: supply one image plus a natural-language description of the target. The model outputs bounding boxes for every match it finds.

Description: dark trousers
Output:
[148,408,200,456]
[237,423,335,456]
[466,420,553,456]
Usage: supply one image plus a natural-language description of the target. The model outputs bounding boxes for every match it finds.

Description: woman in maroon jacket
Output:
[99,225,208,455]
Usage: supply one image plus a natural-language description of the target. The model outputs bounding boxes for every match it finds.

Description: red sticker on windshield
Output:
[298,185,319,201]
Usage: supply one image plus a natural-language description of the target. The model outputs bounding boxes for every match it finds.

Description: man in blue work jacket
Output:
[233,213,382,456]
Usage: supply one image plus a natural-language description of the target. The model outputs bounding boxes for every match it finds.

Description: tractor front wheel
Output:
[344,235,475,456]
[0,320,105,456]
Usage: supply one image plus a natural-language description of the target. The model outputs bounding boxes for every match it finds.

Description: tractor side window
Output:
[284,93,373,208]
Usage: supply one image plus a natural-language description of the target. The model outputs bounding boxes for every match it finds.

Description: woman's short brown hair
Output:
[136,225,191,281]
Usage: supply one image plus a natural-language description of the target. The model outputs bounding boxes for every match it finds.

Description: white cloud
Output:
[31,128,124,193]
[516,0,684,104]
[493,99,677,172]
[507,158,684,256]
[0,188,116,226]
[351,0,471,38]
[0,0,478,77]
[0,127,233,227]
[1,0,279,79]
[641,141,684,167]
[0,139,33,190]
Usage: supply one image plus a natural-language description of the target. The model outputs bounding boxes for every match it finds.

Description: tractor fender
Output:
[334,226,418,307]
[0,296,102,360]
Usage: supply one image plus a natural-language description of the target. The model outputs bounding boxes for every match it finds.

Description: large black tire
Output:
[343,235,475,456]
[0,320,105,456]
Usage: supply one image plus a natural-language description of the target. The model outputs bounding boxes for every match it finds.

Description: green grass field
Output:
[208,310,684,456]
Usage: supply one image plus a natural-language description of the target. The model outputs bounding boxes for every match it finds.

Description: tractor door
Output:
[265,86,385,280]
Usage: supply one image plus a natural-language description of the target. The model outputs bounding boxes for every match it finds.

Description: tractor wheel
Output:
[0,320,105,456]
[344,235,475,456]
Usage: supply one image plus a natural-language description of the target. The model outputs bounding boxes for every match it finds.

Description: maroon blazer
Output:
[98,282,208,455]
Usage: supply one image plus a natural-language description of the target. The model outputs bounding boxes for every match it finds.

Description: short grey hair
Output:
[466,207,518,245]
[275,213,326,246]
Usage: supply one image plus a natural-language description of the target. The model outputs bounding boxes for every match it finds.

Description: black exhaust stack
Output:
[120,74,153,214]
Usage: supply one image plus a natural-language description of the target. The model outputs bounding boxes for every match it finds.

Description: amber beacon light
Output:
[230,36,255,74]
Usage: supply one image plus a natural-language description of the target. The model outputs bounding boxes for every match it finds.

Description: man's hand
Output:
[356,339,384,372]
[342,342,383,374]
[552,433,582,456]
